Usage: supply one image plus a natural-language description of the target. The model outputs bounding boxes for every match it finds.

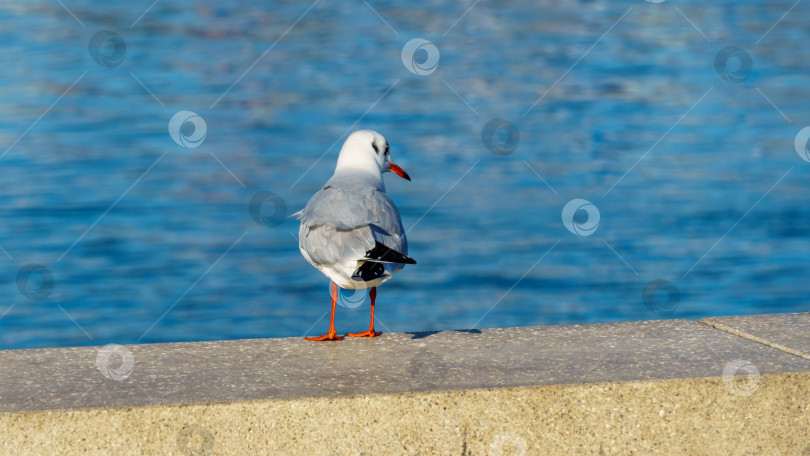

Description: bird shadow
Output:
[404,329,482,340]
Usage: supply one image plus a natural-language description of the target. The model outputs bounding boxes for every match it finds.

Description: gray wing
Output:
[296,184,407,266]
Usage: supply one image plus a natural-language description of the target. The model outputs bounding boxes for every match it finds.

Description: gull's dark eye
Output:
[372,142,380,154]
[384,144,389,154]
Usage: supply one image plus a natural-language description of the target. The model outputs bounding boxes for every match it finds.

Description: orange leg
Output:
[347,287,382,338]
[305,282,345,341]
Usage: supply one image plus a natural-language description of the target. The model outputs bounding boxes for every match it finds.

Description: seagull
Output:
[295,130,416,341]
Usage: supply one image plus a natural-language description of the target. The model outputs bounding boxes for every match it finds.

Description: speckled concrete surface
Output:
[2,319,810,412]
[2,317,810,454]
[702,312,810,358]
[1,373,808,455]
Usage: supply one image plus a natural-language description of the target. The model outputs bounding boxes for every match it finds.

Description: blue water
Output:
[1,0,808,349]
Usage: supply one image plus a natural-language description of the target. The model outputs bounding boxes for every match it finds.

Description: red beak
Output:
[389,163,411,181]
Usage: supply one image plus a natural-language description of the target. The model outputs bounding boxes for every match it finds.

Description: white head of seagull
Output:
[334,130,410,183]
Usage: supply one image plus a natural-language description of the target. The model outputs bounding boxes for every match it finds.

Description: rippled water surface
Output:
[1,0,809,349]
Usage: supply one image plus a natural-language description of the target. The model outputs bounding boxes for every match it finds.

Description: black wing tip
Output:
[364,241,417,264]
[351,262,387,282]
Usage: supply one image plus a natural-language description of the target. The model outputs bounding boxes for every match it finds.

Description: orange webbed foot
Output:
[305,330,345,341]
[346,330,382,338]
